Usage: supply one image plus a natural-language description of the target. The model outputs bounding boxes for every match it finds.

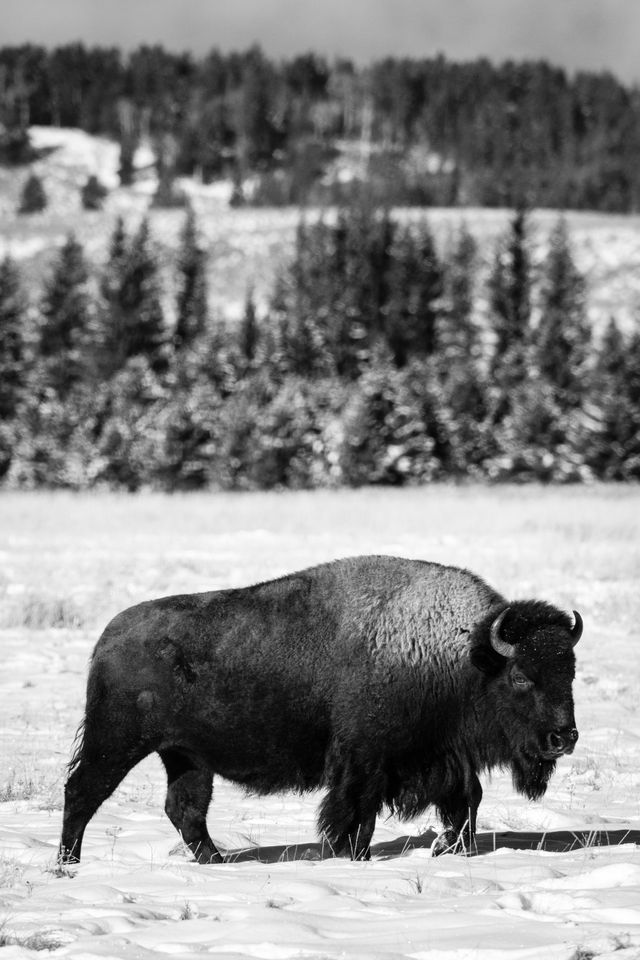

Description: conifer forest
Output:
[1,44,639,489]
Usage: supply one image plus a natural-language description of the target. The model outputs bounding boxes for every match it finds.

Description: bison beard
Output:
[512,754,557,801]
[58,555,581,866]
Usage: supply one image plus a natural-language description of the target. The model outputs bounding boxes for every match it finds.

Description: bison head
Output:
[470,601,582,799]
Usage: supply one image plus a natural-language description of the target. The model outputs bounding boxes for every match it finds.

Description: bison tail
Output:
[66,718,86,775]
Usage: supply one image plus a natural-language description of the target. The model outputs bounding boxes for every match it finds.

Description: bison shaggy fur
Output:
[59,555,582,865]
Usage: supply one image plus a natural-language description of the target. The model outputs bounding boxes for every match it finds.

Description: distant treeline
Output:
[1,43,640,210]
[1,202,638,489]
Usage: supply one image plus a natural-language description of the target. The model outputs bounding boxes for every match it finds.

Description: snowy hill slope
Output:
[1,127,640,325]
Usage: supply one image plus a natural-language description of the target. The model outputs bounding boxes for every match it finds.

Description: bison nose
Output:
[545,728,578,757]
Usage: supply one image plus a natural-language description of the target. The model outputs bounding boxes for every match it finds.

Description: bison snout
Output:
[544,727,578,758]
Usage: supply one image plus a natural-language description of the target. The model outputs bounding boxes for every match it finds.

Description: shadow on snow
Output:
[220,828,640,864]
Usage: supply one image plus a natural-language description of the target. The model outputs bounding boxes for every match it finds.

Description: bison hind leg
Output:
[159,749,222,864]
[59,741,152,866]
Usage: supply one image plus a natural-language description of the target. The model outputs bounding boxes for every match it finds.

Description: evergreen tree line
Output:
[2,43,640,210]
[0,204,638,491]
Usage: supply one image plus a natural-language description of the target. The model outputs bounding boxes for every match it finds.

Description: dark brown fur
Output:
[59,556,581,864]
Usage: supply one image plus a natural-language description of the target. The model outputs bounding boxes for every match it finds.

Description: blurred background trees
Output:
[2,42,639,488]
[2,43,640,210]
[1,201,638,490]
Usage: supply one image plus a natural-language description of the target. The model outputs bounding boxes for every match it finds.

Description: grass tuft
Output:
[0,925,66,951]
[0,856,27,888]
[408,872,425,894]
[179,901,196,920]
[0,772,41,803]
[46,861,75,879]
[0,770,61,811]
[0,593,87,629]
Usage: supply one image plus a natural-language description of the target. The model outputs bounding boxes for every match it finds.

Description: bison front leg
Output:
[318,753,384,860]
[432,774,482,856]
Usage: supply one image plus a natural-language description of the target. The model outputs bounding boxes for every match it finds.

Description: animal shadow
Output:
[221,828,640,864]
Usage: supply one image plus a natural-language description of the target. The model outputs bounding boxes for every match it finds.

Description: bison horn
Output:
[570,610,583,646]
[489,607,516,659]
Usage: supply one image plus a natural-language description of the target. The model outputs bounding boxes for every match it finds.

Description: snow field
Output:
[0,486,639,958]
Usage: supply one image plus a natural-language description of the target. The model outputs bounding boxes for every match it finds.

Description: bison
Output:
[58,555,582,865]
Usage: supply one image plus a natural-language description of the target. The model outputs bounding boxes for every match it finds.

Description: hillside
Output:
[2,46,640,212]
[1,127,640,327]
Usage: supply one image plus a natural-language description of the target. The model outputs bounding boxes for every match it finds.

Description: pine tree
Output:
[235,46,280,166]
[595,316,626,378]
[122,218,167,371]
[586,320,640,479]
[98,216,129,376]
[382,222,443,367]
[487,207,533,424]
[489,222,590,481]
[0,125,33,166]
[18,172,47,214]
[99,217,167,374]
[238,288,259,365]
[152,133,186,208]
[0,255,28,420]
[338,352,441,485]
[174,206,208,351]
[81,174,108,211]
[535,218,590,405]
[118,133,136,187]
[489,376,570,481]
[154,379,221,490]
[436,228,491,474]
[93,356,167,491]
[270,227,334,380]
[279,298,332,379]
[439,224,479,364]
[39,234,94,396]
[332,204,395,375]
[488,207,532,369]
[293,215,347,377]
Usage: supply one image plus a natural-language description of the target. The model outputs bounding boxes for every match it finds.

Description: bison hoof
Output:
[194,849,224,865]
[56,849,80,870]
[351,849,371,862]
[431,831,474,856]
[53,855,78,878]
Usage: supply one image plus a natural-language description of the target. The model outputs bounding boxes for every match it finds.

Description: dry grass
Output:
[0,487,639,644]
[0,772,43,804]
[0,926,66,951]
[0,765,63,816]
[1,485,638,617]
[0,594,87,630]
[0,856,27,888]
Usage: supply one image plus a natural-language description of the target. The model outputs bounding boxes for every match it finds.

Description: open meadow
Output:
[0,486,640,958]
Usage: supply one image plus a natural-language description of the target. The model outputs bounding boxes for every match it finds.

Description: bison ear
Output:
[469,644,504,675]
[468,607,515,675]
[570,610,583,646]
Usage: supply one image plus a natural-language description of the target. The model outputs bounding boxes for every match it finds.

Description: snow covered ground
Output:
[0,486,639,958]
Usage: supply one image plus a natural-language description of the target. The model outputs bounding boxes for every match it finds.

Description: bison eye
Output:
[511,670,533,690]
